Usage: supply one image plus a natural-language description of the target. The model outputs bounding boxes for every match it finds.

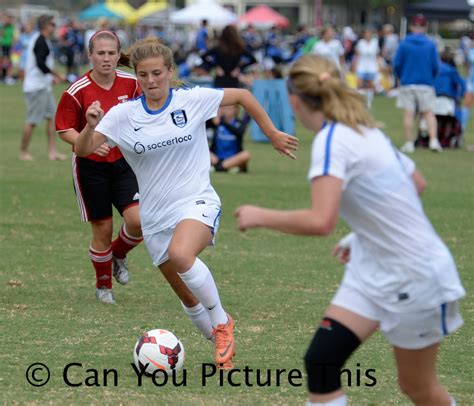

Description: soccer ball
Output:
[133,329,185,376]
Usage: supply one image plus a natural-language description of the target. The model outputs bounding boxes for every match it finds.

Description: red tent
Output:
[239,5,289,28]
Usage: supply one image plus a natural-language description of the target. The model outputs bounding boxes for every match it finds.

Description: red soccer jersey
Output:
[56,69,141,163]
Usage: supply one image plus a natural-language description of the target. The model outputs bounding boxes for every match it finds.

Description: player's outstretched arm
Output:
[235,175,342,235]
[221,88,298,159]
[75,101,107,157]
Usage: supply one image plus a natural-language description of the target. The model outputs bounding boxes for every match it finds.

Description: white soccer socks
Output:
[307,394,347,406]
[181,301,213,340]
[178,258,228,327]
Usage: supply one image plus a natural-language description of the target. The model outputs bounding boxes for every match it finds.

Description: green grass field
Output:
[1,82,473,405]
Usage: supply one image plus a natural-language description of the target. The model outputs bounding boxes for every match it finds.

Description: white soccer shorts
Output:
[331,282,463,350]
[144,201,221,267]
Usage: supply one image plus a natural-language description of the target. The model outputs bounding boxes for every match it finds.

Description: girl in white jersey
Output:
[75,37,298,369]
[236,55,465,405]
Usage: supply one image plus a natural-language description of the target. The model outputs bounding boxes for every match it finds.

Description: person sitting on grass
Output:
[209,105,251,173]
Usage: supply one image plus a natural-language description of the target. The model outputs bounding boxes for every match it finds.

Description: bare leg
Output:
[210,152,219,166]
[403,109,415,142]
[394,343,452,406]
[122,205,142,238]
[90,218,114,252]
[156,219,213,308]
[47,118,66,160]
[20,123,35,160]
[422,110,438,142]
[222,151,251,171]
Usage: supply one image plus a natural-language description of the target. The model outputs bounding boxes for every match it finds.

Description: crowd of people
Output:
[2,9,471,404]
[2,11,473,154]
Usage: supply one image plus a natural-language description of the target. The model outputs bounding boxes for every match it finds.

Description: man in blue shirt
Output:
[394,14,442,152]
[196,19,209,55]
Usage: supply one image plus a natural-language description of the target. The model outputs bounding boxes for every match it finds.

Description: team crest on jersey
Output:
[171,110,188,128]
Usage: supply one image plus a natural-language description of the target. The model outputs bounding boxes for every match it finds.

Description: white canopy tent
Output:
[170,0,237,27]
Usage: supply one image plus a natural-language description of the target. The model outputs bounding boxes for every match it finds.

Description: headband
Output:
[89,30,120,47]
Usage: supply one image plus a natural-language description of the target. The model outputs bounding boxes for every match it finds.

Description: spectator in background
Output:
[1,13,16,84]
[462,32,474,133]
[433,48,466,117]
[20,15,66,161]
[209,105,251,173]
[429,48,466,147]
[264,25,284,64]
[18,20,35,81]
[341,26,357,67]
[293,24,311,54]
[381,24,399,66]
[394,14,442,153]
[60,19,83,83]
[202,25,256,88]
[354,27,379,108]
[196,19,209,55]
[310,25,345,72]
[242,24,262,54]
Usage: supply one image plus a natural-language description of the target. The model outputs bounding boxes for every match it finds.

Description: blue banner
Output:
[250,79,294,142]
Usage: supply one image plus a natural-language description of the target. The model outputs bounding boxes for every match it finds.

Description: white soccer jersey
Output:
[96,86,224,235]
[308,122,465,312]
[355,38,379,74]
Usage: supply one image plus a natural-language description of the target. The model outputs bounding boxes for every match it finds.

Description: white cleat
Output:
[112,256,129,285]
[400,141,415,153]
[96,287,116,304]
[429,138,443,152]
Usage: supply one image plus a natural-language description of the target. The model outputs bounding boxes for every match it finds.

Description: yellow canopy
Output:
[106,0,138,24]
[135,0,168,22]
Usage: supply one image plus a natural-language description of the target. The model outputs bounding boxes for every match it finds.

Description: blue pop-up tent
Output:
[79,1,123,21]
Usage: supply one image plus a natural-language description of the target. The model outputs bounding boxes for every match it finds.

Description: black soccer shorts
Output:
[72,156,139,222]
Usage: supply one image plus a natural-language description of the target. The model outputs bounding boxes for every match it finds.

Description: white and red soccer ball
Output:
[133,329,185,376]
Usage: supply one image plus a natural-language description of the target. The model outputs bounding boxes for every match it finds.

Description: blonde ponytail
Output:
[288,55,375,132]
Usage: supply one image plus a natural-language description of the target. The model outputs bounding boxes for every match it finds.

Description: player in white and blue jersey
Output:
[236,55,465,405]
[74,37,298,370]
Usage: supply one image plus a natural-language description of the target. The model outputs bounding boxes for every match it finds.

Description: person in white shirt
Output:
[381,24,399,66]
[235,55,464,406]
[20,15,66,161]
[75,36,298,370]
[311,26,345,72]
[354,27,379,108]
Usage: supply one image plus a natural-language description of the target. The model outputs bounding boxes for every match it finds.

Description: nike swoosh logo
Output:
[202,214,211,218]
[219,340,234,358]
[134,127,143,131]
[145,355,167,371]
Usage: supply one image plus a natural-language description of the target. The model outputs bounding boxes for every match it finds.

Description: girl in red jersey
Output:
[56,31,143,304]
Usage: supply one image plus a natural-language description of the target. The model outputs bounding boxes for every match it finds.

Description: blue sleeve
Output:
[393,44,403,78]
[432,45,439,78]
[455,71,466,99]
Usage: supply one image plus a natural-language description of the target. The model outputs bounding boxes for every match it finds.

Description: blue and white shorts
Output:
[331,282,463,350]
[144,201,221,267]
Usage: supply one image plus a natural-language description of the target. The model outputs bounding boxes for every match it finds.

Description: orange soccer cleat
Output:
[213,313,235,364]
